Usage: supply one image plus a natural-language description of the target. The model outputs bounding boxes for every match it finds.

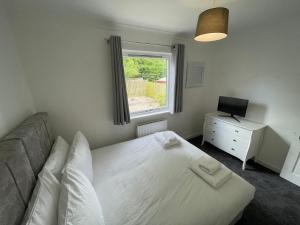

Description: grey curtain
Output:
[173,44,185,113]
[109,36,130,125]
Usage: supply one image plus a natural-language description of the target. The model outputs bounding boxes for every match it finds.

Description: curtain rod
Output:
[105,38,172,48]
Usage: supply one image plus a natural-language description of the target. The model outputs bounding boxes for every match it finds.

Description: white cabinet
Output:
[202,112,266,170]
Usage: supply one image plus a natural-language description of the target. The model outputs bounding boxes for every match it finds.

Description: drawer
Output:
[204,125,232,144]
[205,117,225,128]
[229,126,252,138]
[206,120,252,139]
[227,141,249,160]
[229,135,250,148]
[204,132,223,147]
[206,131,249,160]
[206,136,246,161]
[206,136,216,144]
[205,116,217,125]
[204,124,217,136]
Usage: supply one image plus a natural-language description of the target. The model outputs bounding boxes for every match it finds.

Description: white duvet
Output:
[92,132,255,225]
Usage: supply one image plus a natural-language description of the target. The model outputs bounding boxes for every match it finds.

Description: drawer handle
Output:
[211,138,214,141]
[233,139,237,142]
[214,122,217,124]
[235,130,239,133]
[212,131,215,133]
[231,148,235,151]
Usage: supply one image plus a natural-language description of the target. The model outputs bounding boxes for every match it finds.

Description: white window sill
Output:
[130,110,171,120]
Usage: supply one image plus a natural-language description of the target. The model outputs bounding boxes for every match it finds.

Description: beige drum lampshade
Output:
[194,7,229,42]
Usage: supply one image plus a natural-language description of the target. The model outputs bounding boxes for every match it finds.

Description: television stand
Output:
[202,112,266,170]
[219,114,240,122]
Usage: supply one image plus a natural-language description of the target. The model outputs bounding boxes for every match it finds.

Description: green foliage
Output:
[123,57,139,78]
[124,55,168,108]
[123,56,167,81]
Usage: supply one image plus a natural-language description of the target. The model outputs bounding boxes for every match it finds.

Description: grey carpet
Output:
[188,137,300,225]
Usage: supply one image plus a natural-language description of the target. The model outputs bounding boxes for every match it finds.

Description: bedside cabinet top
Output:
[205,112,266,131]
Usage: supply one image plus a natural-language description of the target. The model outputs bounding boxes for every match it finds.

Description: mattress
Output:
[92,132,255,225]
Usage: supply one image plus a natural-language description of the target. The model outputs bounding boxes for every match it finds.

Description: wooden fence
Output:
[126,78,167,106]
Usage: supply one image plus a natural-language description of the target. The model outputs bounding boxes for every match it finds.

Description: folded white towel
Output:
[191,163,232,189]
[154,131,180,149]
[197,155,221,175]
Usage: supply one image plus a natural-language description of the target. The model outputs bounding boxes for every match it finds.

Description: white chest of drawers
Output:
[202,112,266,170]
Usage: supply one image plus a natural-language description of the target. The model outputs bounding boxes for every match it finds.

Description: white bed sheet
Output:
[92,132,255,225]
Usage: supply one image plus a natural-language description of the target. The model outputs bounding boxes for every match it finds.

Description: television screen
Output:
[217,96,249,117]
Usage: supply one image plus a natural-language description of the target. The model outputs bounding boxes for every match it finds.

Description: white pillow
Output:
[58,167,105,225]
[22,169,60,225]
[66,131,93,182]
[44,136,70,179]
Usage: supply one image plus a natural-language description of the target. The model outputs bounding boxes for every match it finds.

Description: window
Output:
[123,50,173,118]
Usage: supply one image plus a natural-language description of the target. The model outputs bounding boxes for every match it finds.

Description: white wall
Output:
[9,5,299,172]
[10,11,215,148]
[0,1,35,138]
[207,16,300,172]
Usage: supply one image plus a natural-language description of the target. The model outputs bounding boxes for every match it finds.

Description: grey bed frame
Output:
[0,113,54,225]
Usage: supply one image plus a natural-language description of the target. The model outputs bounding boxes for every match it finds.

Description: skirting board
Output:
[184,133,203,140]
[254,158,281,174]
[186,134,282,174]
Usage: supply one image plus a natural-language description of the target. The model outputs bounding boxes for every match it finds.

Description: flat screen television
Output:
[217,96,249,122]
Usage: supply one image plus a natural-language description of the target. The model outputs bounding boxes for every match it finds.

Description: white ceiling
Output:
[7,0,300,35]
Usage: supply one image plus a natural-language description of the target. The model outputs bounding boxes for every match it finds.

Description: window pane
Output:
[123,55,168,114]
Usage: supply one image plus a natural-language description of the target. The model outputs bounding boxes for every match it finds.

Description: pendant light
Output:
[194,0,229,42]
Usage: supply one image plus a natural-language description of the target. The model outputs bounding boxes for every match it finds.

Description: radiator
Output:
[137,120,168,137]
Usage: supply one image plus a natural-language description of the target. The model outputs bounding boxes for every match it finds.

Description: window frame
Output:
[122,49,173,119]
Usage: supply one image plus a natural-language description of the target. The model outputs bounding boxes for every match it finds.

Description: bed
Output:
[92,132,255,225]
[0,113,255,225]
